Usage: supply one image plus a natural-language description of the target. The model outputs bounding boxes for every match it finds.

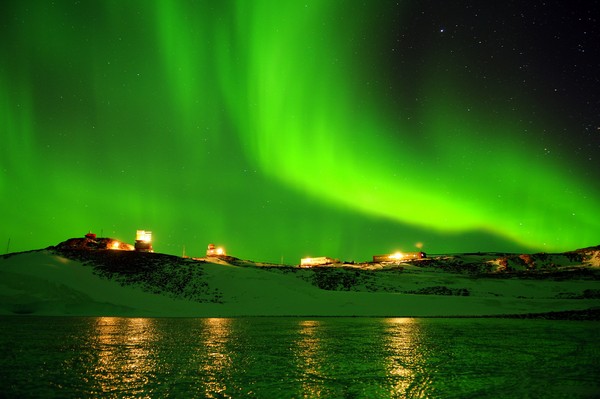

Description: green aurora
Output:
[1,1,599,262]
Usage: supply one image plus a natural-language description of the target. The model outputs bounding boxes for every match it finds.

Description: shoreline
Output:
[3,308,599,321]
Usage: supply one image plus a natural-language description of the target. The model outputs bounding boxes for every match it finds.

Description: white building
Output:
[300,256,337,267]
[134,230,153,252]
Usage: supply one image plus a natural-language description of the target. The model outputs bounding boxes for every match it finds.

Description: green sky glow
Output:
[1,1,599,262]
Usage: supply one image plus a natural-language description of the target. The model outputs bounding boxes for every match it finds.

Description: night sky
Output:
[2,1,599,263]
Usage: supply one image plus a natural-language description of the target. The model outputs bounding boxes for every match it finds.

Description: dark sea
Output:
[0,316,598,398]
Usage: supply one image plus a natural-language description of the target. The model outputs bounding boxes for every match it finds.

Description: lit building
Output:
[300,256,337,267]
[373,251,426,263]
[136,230,152,242]
[108,239,134,251]
[206,243,226,257]
[135,230,153,252]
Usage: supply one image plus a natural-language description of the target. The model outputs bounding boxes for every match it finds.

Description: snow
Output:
[1,248,599,317]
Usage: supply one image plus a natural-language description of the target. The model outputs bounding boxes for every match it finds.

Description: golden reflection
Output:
[384,318,429,398]
[198,318,234,398]
[88,317,159,396]
[294,320,326,398]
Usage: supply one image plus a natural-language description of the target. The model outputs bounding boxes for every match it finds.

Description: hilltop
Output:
[0,240,599,318]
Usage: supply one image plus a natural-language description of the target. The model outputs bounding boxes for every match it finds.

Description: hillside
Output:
[1,243,599,318]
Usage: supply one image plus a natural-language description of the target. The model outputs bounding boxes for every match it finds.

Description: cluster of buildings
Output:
[299,251,427,267]
[80,231,151,252]
[79,231,425,266]
[81,230,227,258]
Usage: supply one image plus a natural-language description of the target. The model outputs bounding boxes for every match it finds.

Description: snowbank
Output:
[1,248,599,318]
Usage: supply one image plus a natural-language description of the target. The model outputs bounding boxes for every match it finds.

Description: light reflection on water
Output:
[0,317,598,398]
[88,317,159,397]
[295,320,325,397]
[384,318,425,398]
[198,318,234,398]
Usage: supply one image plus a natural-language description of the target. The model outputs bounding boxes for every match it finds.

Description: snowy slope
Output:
[0,246,599,317]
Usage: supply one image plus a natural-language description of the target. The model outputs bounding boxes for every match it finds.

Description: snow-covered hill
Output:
[1,243,599,318]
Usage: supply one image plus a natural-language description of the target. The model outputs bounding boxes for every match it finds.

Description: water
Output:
[0,317,598,398]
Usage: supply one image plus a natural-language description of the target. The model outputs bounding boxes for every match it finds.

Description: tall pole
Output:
[6,238,10,254]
